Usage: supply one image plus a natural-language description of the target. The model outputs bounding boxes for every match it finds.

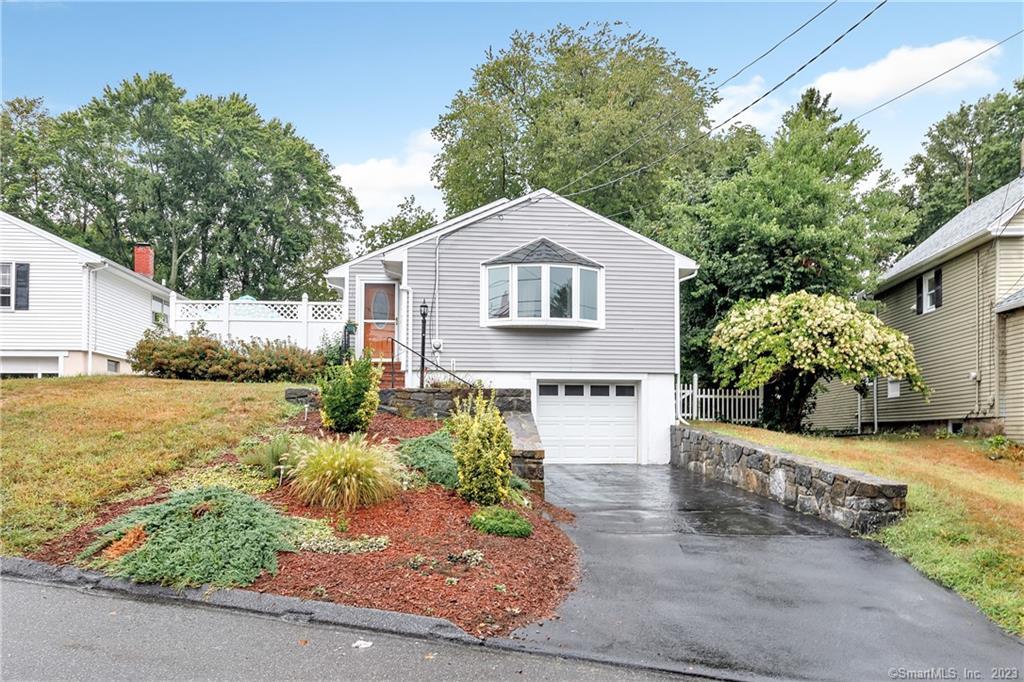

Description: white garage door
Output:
[535,382,638,463]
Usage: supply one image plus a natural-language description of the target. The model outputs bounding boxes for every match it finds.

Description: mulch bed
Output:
[27,412,578,637]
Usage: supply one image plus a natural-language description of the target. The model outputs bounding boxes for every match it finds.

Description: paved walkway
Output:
[508,465,1023,681]
[0,578,681,681]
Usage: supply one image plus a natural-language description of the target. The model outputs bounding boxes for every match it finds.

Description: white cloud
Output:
[710,75,787,135]
[812,37,1001,109]
[335,130,444,226]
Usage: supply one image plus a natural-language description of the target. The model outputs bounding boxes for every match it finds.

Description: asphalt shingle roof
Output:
[882,175,1024,287]
[996,286,1024,314]
[484,238,602,268]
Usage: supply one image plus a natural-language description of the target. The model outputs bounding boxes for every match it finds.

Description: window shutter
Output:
[934,268,943,308]
[14,263,29,310]
[915,276,923,315]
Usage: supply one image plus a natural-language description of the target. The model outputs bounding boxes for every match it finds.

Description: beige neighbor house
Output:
[810,175,1024,441]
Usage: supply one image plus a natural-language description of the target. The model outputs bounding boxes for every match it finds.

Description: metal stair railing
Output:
[389,337,474,389]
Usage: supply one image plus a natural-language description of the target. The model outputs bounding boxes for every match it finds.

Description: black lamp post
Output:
[419,300,429,388]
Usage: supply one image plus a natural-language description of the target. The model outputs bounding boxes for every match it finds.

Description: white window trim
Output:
[886,377,901,399]
[922,269,938,314]
[480,263,604,329]
[0,262,12,311]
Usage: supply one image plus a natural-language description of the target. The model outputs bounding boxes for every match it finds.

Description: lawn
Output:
[0,376,290,554]
[700,422,1024,636]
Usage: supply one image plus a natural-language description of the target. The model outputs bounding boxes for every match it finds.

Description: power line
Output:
[851,29,1023,122]
[565,0,889,200]
[556,1,839,194]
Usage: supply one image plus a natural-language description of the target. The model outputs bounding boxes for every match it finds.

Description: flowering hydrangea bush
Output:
[710,291,926,431]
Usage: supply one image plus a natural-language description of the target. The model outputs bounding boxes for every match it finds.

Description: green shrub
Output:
[317,351,382,433]
[398,430,459,489]
[241,433,300,480]
[290,434,398,510]
[128,326,323,382]
[447,391,512,505]
[79,487,296,587]
[317,330,353,367]
[984,435,1023,462]
[469,506,533,538]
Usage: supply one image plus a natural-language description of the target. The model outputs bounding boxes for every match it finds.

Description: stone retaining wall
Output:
[671,425,906,533]
[504,411,545,495]
[379,387,531,419]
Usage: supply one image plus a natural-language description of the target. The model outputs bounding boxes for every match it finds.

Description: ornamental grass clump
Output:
[79,487,296,588]
[447,391,513,505]
[469,506,533,538]
[241,432,303,480]
[290,434,399,511]
[317,351,382,432]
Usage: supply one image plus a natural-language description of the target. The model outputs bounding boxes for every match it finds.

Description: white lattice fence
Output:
[678,374,763,425]
[169,293,347,350]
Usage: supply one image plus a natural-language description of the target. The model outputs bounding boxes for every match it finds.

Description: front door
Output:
[363,283,397,359]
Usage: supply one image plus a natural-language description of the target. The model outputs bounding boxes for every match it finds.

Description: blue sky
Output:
[3,2,1022,222]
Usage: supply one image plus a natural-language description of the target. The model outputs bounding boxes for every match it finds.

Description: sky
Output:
[3,2,1023,224]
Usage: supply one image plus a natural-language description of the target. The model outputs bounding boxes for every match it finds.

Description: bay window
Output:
[482,262,603,328]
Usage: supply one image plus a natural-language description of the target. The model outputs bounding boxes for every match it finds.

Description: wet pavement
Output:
[508,465,1023,681]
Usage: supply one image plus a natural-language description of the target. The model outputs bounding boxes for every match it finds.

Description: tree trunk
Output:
[761,369,819,433]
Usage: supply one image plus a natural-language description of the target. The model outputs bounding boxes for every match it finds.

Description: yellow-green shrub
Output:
[447,391,512,505]
[290,434,398,510]
[317,352,382,433]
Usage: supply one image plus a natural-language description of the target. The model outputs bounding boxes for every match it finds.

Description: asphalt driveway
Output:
[508,465,1022,681]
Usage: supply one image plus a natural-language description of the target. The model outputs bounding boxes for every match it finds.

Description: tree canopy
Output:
[653,89,915,379]
[1,73,361,298]
[711,291,926,432]
[431,22,715,220]
[902,78,1024,245]
[359,195,437,254]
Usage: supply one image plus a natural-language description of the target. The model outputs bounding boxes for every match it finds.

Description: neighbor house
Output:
[324,189,699,464]
[0,211,175,377]
[810,175,1024,440]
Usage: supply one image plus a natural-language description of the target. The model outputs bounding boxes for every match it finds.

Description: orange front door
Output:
[363,283,397,359]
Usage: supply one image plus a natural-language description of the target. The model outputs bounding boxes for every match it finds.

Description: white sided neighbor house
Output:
[325,189,699,465]
[0,211,174,377]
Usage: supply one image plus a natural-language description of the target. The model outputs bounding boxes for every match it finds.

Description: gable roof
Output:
[0,211,175,297]
[326,189,698,279]
[880,175,1024,291]
[484,237,602,268]
[996,286,1024,314]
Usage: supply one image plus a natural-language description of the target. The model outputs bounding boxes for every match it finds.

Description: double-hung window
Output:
[0,263,11,310]
[917,268,942,314]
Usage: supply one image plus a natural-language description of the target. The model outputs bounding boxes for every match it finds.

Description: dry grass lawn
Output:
[700,422,1024,636]
[1,376,290,554]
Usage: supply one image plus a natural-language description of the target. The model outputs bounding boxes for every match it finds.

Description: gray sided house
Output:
[325,189,699,464]
[810,176,1024,440]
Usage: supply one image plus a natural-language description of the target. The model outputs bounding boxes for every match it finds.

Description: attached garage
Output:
[535,382,638,463]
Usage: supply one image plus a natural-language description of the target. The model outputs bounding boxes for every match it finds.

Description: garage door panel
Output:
[536,382,637,464]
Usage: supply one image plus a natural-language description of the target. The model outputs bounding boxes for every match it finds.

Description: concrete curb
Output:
[0,557,481,646]
[2,556,741,680]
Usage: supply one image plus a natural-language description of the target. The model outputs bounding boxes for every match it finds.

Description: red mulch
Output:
[251,484,577,636]
[287,410,442,444]
[26,412,578,638]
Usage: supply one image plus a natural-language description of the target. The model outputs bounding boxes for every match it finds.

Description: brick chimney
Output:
[133,243,154,279]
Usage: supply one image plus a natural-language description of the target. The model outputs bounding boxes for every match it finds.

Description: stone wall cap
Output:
[682,426,907,488]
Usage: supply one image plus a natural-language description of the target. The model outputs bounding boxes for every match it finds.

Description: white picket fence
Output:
[677,374,763,424]
[169,292,347,350]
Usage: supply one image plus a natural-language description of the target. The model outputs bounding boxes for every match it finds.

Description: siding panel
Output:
[405,196,678,374]
[1001,310,1024,441]
[996,236,1024,300]
[92,268,156,360]
[0,215,84,350]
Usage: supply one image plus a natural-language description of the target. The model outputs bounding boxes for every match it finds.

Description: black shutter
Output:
[934,268,943,309]
[14,263,29,310]
[915,276,923,315]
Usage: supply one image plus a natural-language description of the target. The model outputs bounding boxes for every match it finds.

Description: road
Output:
[0,578,686,682]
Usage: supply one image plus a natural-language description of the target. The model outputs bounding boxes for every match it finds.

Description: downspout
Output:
[84,262,109,375]
[975,250,982,414]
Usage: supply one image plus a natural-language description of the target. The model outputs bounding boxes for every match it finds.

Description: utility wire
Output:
[555,1,838,194]
[851,29,1023,121]
[565,0,889,200]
